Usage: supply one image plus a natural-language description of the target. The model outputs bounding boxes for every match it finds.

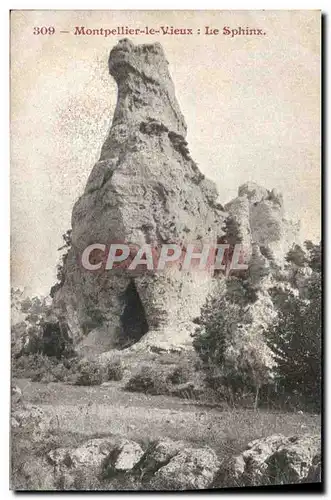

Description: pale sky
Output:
[11,10,321,295]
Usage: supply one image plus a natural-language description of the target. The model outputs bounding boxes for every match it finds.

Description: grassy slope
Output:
[14,377,321,458]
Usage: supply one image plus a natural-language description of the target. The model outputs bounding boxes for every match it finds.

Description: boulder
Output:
[110,440,144,472]
[220,434,321,487]
[138,438,186,477]
[47,436,144,488]
[12,404,54,441]
[48,438,118,470]
[148,446,219,490]
[265,434,321,484]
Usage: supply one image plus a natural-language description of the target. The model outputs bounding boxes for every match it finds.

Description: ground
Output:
[13,376,321,459]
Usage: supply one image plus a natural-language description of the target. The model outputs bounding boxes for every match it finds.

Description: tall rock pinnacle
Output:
[107,38,187,137]
[54,39,224,354]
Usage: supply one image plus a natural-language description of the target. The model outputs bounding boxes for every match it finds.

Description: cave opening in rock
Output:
[119,280,149,349]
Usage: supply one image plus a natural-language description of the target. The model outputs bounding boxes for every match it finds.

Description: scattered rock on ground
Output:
[111,440,144,472]
[138,438,186,477]
[219,433,321,487]
[12,403,54,441]
[11,384,22,405]
[148,446,219,490]
[305,452,321,483]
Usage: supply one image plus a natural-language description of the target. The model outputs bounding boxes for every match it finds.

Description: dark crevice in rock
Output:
[118,280,149,349]
[140,120,169,136]
[168,131,191,161]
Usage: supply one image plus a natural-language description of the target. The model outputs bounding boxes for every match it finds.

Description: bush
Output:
[12,352,126,387]
[75,360,104,386]
[12,353,57,381]
[265,273,321,412]
[12,353,78,383]
[192,278,274,409]
[125,366,171,395]
[11,290,75,360]
[105,359,124,382]
[167,364,191,385]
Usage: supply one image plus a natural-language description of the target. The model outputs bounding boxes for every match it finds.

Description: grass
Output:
[13,378,320,458]
[11,373,321,490]
[12,354,124,387]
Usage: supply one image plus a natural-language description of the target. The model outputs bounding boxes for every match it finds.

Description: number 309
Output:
[33,27,55,35]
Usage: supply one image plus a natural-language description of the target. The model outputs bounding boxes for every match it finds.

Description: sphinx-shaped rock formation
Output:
[54,39,224,353]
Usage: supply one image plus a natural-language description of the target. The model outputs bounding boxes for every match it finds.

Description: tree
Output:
[265,242,321,411]
[193,278,274,408]
[50,229,72,298]
[12,293,73,359]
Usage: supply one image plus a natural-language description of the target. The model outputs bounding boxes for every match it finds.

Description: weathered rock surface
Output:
[12,425,321,491]
[12,403,56,442]
[220,433,321,487]
[225,181,300,275]
[47,436,144,489]
[137,438,186,476]
[48,437,143,472]
[305,452,322,483]
[148,446,219,490]
[215,182,301,376]
[110,440,145,471]
[53,41,300,355]
[47,437,219,491]
[13,456,56,491]
[55,39,224,352]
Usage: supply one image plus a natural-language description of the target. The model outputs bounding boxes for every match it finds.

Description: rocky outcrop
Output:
[46,436,144,489]
[148,446,219,490]
[54,39,224,353]
[46,437,219,491]
[225,181,300,277]
[219,434,321,487]
[53,41,301,355]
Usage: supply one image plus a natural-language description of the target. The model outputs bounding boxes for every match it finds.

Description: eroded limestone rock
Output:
[55,39,224,352]
[220,433,321,487]
[225,181,300,273]
[148,446,220,490]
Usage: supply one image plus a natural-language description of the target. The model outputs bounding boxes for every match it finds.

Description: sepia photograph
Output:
[10,9,322,492]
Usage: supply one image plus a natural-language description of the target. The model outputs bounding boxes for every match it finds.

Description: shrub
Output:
[125,366,171,395]
[12,353,78,384]
[11,289,75,360]
[192,278,274,408]
[265,273,321,412]
[12,353,57,381]
[105,359,124,382]
[75,360,104,386]
[167,364,192,385]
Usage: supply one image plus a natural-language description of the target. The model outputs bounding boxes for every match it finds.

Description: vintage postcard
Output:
[10,10,321,491]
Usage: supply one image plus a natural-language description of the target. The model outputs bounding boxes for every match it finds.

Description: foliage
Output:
[12,353,79,383]
[11,292,74,359]
[192,278,273,408]
[12,353,126,387]
[167,364,192,385]
[125,366,172,395]
[285,244,307,267]
[50,229,72,298]
[105,359,124,382]
[265,242,322,411]
[75,359,104,386]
